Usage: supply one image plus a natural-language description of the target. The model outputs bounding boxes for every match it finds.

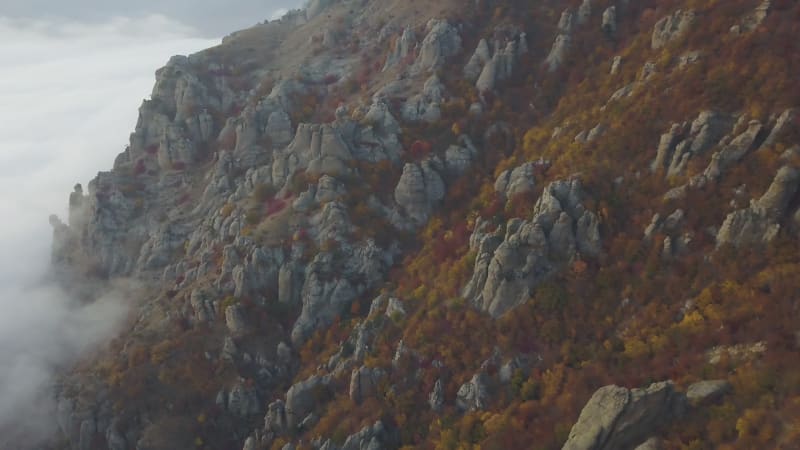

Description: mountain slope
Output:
[47,0,800,449]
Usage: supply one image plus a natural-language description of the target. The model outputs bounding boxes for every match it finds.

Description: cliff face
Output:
[48,0,800,449]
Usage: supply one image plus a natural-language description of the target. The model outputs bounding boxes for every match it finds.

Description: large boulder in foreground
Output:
[562,382,686,450]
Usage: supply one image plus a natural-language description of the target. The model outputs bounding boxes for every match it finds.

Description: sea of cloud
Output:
[0,14,216,445]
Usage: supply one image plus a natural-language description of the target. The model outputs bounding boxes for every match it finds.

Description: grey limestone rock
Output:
[634,438,663,450]
[456,373,491,412]
[495,162,536,199]
[703,120,765,181]
[394,159,446,226]
[225,304,248,334]
[411,19,462,74]
[545,34,571,72]
[383,27,417,71]
[602,7,617,35]
[429,379,445,412]
[402,75,446,123]
[651,10,696,50]
[577,0,592,25]
[562,381,686,450]
[716,166,800,247]
[464,178,601,317]
[558,9,575,33]
[264,400,288,434]
[285,375,331,427]
[227,381,262,417]
[349,366,387,404]
[685,380,731,406]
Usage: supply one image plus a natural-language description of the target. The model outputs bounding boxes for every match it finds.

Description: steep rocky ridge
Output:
[44,0,800,449]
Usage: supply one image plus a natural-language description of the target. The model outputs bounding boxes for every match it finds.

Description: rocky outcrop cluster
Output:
[463,178,601,317]
[716,166,800,247]
[463,30,527,92]
[650,111,733,177]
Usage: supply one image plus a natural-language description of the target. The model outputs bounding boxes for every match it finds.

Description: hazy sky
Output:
[1,0,303,36]
[0,2,300,445]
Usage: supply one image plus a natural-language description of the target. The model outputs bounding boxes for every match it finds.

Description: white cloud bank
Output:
[0,15,216,446]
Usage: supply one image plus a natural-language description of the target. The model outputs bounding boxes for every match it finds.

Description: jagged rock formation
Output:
[650,111,734,177]
[716,166,800,247]
[463,178,601,317]
[464,30,527,92]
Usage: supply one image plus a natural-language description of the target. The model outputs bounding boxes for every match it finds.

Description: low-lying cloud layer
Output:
[2,0,301,36]
[0,14,216,446]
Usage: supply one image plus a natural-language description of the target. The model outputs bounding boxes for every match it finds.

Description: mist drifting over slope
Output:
[0,14,216,445]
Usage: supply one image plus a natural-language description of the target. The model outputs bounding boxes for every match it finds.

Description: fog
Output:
[0,12,231,446]
[1,0,301,36]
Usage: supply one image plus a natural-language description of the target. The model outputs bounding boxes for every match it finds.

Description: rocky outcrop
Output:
[735,0,771,33]
[702,120,766,181]
[383,27,417,71]
[602,7,617,35]
[394,159,446,226]
[494,162,536,198]
[349,366,387,404]
[411,19,462,74]
[652,10,696,50]
[577,0,592,25]
[290,239,395,345]
[456,373,491,412]
[226,381,262,417]
[464,178,601,317]
[545,34,571,72]
[284,375,331,427]
[429,379,445,412]
[318,420,397,450]
[464,32,527,92]
[716,166,800,247]
[562,382,686,450]
[402,75,445,123]
[650,111,733,177]
[685,380,731,406]
[762,108,796,149]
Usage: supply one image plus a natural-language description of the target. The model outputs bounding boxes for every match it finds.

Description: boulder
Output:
[562,382,686,450]
[685,380,731,406]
